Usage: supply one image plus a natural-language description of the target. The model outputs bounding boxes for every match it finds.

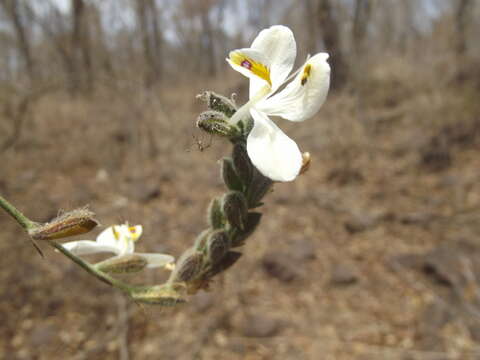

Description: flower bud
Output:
[230,212,262,248]
[29,208,98,240]
[222,191,248,230]
[221,157,243,191]
[247,170,273,208]
[194,229,212,251]
[196,111,239,137]
[130,285,186,306]
[206,230,230,265]
[239,116,254,137]
[232,143,253,186]
[171,248,204,283]
[207,198,224,229]
[95,254,148,274]
[206,251,242,278]
[300,152,311,175]
[197,91,237,117]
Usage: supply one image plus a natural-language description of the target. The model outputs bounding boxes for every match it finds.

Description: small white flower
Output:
[226,25,330,182]
[63,224,174,269]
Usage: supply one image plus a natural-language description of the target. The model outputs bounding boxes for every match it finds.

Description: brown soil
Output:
[1,73,480,359]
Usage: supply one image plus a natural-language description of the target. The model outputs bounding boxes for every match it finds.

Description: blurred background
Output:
[0,0,479,359]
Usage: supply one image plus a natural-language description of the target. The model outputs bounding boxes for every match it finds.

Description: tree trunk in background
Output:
[304,0,318,51]
[72,0,93,92]
[27,2,78,94]
[0,0,35,84]
[352,0,372,56]
[149,0,163,80]
[89,4,115,80]
[317,0,348,90]
[200,8,216,76]
[214,1,227,65]
[135,0,162,88]
[70,0,83,93]
[136,0,153,87]
[455,0,472,56]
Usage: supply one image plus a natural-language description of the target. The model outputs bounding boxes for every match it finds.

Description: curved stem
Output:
[0,194,134,294]
[0,194,37,230]
[49,241,134,294]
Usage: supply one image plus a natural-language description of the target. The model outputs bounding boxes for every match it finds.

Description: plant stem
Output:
[0,194,136,295]
[49,241,134,294]
[0,194,37,230]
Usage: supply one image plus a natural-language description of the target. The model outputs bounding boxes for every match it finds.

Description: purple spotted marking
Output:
[241,60,252,70]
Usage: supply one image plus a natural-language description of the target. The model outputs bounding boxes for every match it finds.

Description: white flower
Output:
[226,25,330,182]
[63,224,174,269]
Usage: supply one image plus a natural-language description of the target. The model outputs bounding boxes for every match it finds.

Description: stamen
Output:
[229,51,271,86]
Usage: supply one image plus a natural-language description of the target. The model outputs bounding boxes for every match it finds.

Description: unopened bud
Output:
[206,251,242,278]
[29,208,98,240]
[197,91,237,117]
[206,230,230,265]
[130,285,186,306]
[171,248,204,283]
[247,171,273,208]
[230,212,262,248]
[300,152,311,175]
[222,191,248,230]
[232,143,253,186]
[95,254,147,274]
[196,111,239,137]
[221,157,243,191]
[239,116,254,137]
[207,198,224,229]
[194,229,212,251]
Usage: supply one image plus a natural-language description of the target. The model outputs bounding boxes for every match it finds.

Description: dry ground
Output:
[1,62,480,359]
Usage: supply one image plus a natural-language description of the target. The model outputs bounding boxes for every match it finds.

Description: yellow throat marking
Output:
[128,226,140,241]
[301,64,312,86]
[230,51,271,86]
[112,226,120,240]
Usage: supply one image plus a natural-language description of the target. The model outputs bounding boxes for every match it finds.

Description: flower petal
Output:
[137,253,175,268]
[125,225,142,241]
[247,108,302,182]
[251,25,296,96]
[96,226,121,247]
[115,225,140,254]
[96,225,139,255]
[62,240,119,256]
[257,53,330,122]
[227,48,272,95]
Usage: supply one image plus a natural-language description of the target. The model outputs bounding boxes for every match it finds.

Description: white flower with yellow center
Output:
[226,25,330,182]
[63,224,174,269]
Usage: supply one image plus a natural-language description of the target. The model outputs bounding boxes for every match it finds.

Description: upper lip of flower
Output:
[225,25,331,182]
[62,224,174,269]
